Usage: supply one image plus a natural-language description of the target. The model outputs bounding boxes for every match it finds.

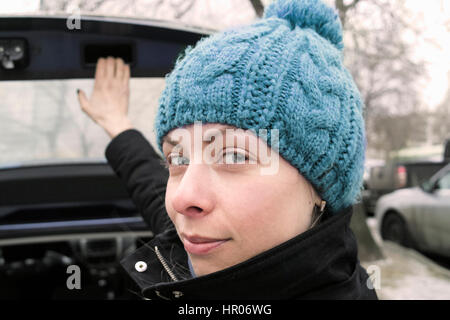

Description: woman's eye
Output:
[168,154,189,166]
[223,151,248,164]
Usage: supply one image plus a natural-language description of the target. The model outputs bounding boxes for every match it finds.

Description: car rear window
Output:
[0,78,164,169]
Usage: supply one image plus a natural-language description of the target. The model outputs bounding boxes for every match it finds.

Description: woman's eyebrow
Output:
[162,136,179,146]
[163,126,253,146]
[204,126,253,140]
[205,128,259,152]
[203,127,229,141]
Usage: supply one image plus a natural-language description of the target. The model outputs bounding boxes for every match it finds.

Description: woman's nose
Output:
[170,164,215,218]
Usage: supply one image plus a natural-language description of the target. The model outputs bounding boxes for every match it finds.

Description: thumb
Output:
[77,89,89,112]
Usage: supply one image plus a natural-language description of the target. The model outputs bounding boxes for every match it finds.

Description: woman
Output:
[77,0,378,300]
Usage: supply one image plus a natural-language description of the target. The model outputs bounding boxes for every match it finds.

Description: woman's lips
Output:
[182,234,230,255]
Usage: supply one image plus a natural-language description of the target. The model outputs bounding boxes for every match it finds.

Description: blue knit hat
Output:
[154,0,366,215]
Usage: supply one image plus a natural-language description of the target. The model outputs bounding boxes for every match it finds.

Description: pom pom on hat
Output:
[263,0,344,50]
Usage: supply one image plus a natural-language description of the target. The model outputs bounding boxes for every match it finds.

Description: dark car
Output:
[0,14,211,299]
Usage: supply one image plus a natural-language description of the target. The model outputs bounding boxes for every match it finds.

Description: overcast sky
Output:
[1,0,449,110]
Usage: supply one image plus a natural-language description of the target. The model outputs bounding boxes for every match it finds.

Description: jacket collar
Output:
[120,205,373,300]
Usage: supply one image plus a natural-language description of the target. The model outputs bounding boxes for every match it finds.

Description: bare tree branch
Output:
[170,0,195,19]
[336,0,429,158]
[249,0,265,18]
[335,0,361,28]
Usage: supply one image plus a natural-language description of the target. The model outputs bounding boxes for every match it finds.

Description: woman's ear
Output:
[309,184,325,210]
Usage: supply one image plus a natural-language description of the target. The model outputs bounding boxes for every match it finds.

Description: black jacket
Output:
[105,129,378,300]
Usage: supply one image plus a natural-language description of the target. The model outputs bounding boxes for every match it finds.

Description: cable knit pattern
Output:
[154,0,366,215]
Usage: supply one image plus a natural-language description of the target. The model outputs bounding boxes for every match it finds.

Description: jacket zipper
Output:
[154,246,179,282]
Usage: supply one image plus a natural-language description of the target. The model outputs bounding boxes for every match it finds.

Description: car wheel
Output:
[381,212,414,248]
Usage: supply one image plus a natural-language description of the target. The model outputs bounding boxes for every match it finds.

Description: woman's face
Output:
[162,123,318,276]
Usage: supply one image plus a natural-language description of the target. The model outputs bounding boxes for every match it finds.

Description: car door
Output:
[409,166,450,255]
[431,170,450,256]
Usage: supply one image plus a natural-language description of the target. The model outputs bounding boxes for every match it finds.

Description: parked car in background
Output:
[375,163,450,258]
[363,140,450,216]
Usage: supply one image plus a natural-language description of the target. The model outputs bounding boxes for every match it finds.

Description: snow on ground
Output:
[361,218,450,300]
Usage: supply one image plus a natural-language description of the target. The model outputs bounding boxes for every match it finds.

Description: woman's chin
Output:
[191,260,226,276]
[190,256,236,277]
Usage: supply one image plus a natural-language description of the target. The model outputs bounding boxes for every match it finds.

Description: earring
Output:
[319,200,326,213]
[310,200,326,229]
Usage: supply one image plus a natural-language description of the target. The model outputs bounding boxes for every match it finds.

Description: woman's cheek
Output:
[225,182,279,231]
[164,182,177,221]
